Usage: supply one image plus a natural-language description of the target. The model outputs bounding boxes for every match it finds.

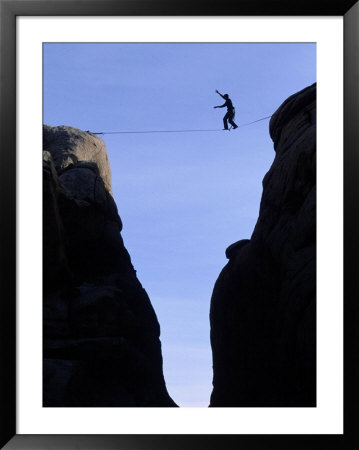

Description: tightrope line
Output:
[89,115,272,135]
[91,129,222,135]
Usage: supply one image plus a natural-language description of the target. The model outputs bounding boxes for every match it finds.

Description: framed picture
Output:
[1,0,358,448]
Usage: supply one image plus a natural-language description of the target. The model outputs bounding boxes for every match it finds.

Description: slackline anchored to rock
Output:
[88,115,273,135]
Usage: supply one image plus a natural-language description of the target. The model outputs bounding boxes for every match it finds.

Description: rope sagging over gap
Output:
[89,115,272,135]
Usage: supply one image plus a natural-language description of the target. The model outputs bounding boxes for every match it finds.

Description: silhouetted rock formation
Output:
[210,84,316,406]
[43,125,176,407]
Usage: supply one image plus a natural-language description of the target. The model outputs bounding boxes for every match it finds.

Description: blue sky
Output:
[43,42,316,407]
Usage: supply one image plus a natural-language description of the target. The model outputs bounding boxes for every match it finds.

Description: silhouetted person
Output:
[214,90,238,130]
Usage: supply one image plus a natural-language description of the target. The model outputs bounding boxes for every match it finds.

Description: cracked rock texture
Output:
[43,125,176,407]
[210,84,316,406]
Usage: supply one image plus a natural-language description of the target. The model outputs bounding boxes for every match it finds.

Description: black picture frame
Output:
[1,0,358,448]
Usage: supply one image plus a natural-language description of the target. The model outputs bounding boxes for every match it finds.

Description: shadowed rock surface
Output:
[210,84,316,406]
[43,125,176,407]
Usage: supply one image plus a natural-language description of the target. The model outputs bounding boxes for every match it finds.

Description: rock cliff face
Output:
[210,84,316,406]
[43,125,176,407]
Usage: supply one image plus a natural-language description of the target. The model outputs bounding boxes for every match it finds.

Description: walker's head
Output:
[224,94,229,99]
